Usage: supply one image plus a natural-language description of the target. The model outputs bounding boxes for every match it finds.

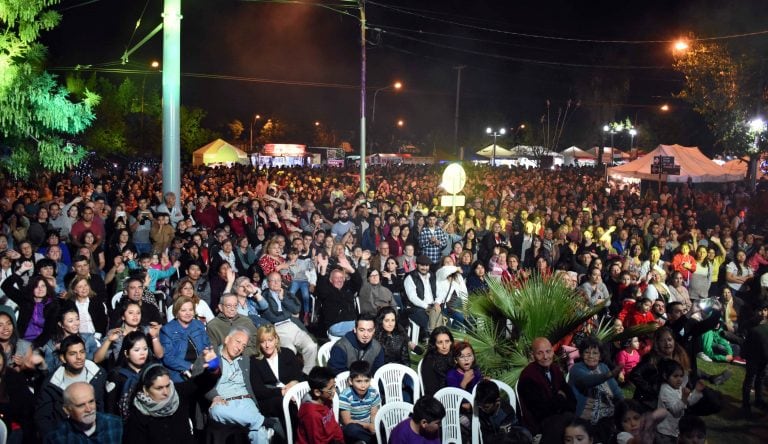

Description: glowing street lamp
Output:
[396,119,405,127]
[486,127,506,167]
[660,104,670,112]
[673,39,689,53]
[371,81,403,123]
[249,114,263,152]
[629,128,637,149]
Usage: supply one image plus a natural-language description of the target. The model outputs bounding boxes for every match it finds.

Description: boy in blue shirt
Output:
[338,360,381,444]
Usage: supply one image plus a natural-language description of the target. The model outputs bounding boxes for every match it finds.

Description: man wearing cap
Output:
[418,213,447,265]
[403,255,437,339]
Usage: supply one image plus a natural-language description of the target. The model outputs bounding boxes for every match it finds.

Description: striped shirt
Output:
[338,386,381,422]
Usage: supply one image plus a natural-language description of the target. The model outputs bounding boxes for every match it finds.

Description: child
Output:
[128,252,178,292]
[388,396,446,444]
[338,360,381,444]
[445,341,481,440]
[297,366,344,444]
[656,359,704,444]
[613,399,667,444]
[475,379,531,442]
[616,337,641,385]
[677,415,706,444]
[562,418,595,444]
[619,297,656,328]
[287,247,314,325]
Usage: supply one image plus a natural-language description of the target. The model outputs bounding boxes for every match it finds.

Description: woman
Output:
[458,250,474,277]
[64,275,109,337]
[258,239,291,286]
[436,256,469,329]
[668,271,693,314]
[0,351,36,444]
[123,364,197,444]
[79,230,106,273]
[361,215,382,252]
[1,271,58,342]
[726,250,754,298]
[421,325,454,397]
[466,261,489,293]
[567,337,623,444]
[386,224,404,258]
[38,305,99,372]
[629,327,692,411]
[167,277,215,324]
[0,306,38,373]
[622,244,644,281]
[105,331,154,420]
[398,225,412,253]
[488,250,509,279]
[449,241,464,266]
[462,228,478,258]
[358,268,396,316]
[94,300,163,367]
[689,245,712,301]
[249,324,304,419]
[106,228,134,270]
[642,268,672,303]
[523,236,550,270]
[374,307,410,366]
[235,235,258,273]
[381,257,405,308]
[159,296,211,382]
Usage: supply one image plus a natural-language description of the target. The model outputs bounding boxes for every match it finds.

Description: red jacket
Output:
[297,400,344,444]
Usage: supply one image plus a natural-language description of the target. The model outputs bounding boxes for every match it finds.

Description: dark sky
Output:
[42,0,768,153]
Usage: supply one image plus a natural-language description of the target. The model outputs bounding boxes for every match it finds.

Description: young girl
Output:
[563,418,594,444]
[616,337,641,385]
[613,399,667,444]
[656,359,704,443]
[446,340,481,441]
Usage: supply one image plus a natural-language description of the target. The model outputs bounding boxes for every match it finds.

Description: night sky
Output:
[42,0,768,155]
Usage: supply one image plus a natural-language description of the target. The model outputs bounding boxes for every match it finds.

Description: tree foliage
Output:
[673,39,763,154]
[0,0,99,178]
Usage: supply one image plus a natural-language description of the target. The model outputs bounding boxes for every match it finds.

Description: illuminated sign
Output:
[263,144,306,156]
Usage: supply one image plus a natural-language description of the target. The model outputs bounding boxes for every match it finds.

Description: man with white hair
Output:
[44,382,122,444]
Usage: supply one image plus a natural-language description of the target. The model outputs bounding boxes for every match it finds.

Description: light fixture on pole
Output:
[629,128,637,150]
[370,81,402,155]
[486,127,506,167]
[249,114,261,152]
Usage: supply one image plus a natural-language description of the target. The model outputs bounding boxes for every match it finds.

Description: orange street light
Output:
[660,104,670,112]
[150,60,160,68]
[397,119,405,127]
[673,39,689,53]
[314,121,321,127]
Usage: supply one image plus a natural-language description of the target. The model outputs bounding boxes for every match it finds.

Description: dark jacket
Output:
[35,360,106,435]
[249,348,305,417]
[421,352,453,397]
[375,330,410,367]
[43,412,122,444]
[1,274,59,340]
[123,381,195,444]
[327,331,384,376]
[315,270,361,330]
[517,362,576,435]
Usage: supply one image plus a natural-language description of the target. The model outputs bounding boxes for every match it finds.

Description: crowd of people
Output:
[1,161,767,444]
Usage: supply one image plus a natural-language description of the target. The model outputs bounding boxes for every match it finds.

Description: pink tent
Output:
[608,144,743,183]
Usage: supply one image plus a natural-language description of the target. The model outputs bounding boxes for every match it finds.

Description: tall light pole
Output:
[162,0,181,207]
[748,117,766,191]
[358,0,367,193]
[249,114,261,152]
[486,127,506,167]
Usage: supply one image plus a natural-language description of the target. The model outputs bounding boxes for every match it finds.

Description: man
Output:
[369,241,391,272]
[206,327,273,443]
[193,193,220,232]
[154,191,184,228]
[315,254,362,337]
[63,255,109,307]
[150,212,174,253]
[260,272,318,374]
[517,337,576,442]
[417,213,447,265]
[116,276,164,326]
[327,313,384,376]
[48,200,72,242]
[44,382,122,444]
[70,206,105,249]
[331,208,354,240]
[403,255,437,339]
[232,276,270,327]
[129,197,154,254]
[36,335,107,433]
[207,293,261,358]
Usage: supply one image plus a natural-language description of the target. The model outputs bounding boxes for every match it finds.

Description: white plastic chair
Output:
[317,340,336,367]
[374,401,413,444]
[336,370,350,394]
[417,358,425,394]
[0,418,6,444]
[372,363,421,403]
[408,319,420,346]
[282,381,311,444]
[434,387,475,444]
[111,291,123,310]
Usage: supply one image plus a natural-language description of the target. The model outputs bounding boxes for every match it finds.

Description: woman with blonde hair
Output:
[249,324,304,419]
[65,275,109,337]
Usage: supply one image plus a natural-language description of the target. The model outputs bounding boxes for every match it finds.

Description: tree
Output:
[673,38,766,188]
[227,119,244,140]
[180,106,218,157]
[0,0,99,178]
[256,118,288,145]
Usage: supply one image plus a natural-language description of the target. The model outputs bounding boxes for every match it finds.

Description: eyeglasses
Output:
[322,385,339,395]
[457,354,474,360]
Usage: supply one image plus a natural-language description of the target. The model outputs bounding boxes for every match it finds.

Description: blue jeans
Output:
[328,321,355,338]
[290,280,311,313]
[134,241,152,254]
[210,398,268,444]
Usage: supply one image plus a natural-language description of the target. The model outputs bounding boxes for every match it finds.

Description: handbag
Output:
[426,305,448,331]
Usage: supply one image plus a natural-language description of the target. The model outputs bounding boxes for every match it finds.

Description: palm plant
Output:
[456,274,657,386]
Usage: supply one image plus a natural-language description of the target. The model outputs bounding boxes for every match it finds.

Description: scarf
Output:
[133,382,180,417]
[580,366,615,424]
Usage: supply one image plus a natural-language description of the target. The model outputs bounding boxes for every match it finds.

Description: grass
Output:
[695,359,768,444]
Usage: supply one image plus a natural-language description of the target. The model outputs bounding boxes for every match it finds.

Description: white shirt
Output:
[76,299,95,334]
[404,272,434,309]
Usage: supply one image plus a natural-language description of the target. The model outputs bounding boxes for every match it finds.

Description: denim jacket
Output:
[160,318,210,382]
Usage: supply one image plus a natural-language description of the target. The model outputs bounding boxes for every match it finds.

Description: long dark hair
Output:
[25,275,55,301]
[117,330,154,370]
[374,306,407,341]
[0,311,19,356]
[426,325,454,356]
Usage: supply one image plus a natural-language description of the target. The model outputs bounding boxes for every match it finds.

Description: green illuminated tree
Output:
[0,0,99,178]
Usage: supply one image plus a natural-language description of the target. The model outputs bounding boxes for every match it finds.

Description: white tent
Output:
[587,146,630,164]
[476,144,514,159]
[561,146,596,166]
[192,139,249,166]
[608,144,743,183]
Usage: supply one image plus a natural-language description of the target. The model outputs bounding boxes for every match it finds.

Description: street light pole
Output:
[486,127,506,167]
[370,82,402,154]
[358,0,367,193]
[249,114,261,152]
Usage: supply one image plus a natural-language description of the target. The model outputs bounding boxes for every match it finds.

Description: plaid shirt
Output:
[43,412,123,444]
[418,226,448,264]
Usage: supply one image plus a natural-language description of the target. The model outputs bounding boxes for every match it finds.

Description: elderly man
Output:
[155,191,184,228]
[207,293,262,358]
[517,337,575,443]
[315,254,364,337]
[207,327,274,444]
[261,272,317,374]
[44,382,122,444]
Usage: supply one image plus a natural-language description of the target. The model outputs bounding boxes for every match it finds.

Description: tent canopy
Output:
[476,144,514,159]
[192,139,249,166]
[561,146,595,165]
[722,156,766,179]
[608,144,743,183]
